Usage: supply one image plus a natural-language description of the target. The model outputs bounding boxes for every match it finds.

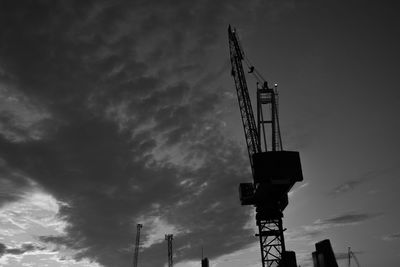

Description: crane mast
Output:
[228,25,303,267]
[133,224,142,267]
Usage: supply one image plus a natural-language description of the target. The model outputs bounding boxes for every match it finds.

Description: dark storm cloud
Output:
[0,0,288,266]
[0,243,45,257]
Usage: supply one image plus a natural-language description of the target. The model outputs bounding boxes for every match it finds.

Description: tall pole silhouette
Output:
[133,224,142,267]
[165,234,173,267]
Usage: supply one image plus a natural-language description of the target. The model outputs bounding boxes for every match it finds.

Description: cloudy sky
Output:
[0,1,399,267]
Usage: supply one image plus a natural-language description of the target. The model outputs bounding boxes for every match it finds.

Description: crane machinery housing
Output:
[228,25,303,267]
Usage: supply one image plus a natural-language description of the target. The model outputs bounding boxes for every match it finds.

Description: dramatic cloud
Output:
[0,1,297,266]
[0,243,45,257]
[1,1,399,266]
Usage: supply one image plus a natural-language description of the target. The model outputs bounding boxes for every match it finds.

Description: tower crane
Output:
[228,25,303,267]
[133,224,142,267]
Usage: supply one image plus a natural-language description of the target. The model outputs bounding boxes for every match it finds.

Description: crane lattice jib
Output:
[228,26,260,172]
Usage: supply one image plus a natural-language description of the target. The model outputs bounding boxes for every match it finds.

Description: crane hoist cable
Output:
[233,30,269,85]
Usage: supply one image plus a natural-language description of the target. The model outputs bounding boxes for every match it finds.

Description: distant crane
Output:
[133,224,142,267]
[348,247,361,267]
[165,234,173,267]
[228,25,303,267]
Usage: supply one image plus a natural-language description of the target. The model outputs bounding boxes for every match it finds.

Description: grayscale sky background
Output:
[0,1,399,266]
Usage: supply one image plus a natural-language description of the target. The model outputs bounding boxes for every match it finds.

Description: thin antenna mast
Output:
[165,234,173,267]
[133,224,142,267]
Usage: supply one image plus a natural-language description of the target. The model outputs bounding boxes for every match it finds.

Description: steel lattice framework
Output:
[257,218,285,267]
[228,26,260,174]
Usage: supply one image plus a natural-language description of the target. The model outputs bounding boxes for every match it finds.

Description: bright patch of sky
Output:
[137,213,188,249]
[0,188,100,267]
